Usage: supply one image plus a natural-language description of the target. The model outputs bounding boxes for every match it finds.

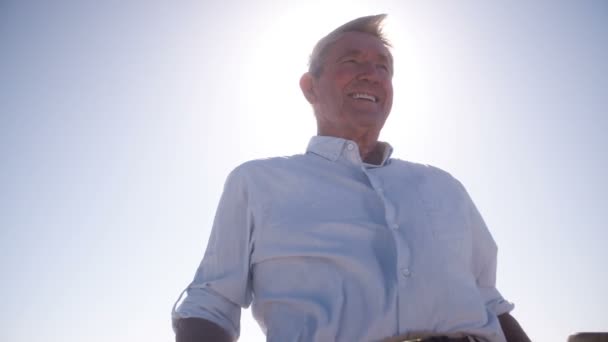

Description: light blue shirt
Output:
[172,136,514,342]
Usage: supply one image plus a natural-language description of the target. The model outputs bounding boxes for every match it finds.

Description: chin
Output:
[353,110,388,123]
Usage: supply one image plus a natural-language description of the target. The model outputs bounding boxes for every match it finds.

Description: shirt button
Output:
[390,223,399,230]
[346,143,355,151]
[401,268,411,277]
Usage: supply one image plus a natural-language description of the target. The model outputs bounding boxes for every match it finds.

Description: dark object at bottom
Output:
[409,337,471,342]
[568,332,608,342]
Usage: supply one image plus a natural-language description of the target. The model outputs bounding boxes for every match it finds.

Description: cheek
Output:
[319,81,345,105]
[334,69,355,85]
[385,95,393,111]
[383,83,393,105]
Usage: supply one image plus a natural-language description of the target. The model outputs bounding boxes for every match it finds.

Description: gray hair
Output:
[308,14,392,77]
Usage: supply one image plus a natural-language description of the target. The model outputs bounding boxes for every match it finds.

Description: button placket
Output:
[401,268,411,277]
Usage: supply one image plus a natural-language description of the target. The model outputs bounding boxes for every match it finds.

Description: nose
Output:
[356,61,382,83]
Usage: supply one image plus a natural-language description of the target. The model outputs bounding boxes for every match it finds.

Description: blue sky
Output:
[1,1,606,341]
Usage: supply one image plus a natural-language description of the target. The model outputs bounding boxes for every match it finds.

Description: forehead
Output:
[326,31,391,60]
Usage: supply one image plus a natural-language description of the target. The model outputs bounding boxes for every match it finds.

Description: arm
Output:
[498,313,531,342]
[172,167,255,341]
[176,317,233,342]
[457,182,529,342]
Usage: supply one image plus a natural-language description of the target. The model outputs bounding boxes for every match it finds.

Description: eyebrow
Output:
[336,49,361,61]
[336,49,391,65]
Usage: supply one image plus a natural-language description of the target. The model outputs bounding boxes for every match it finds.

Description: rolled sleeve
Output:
[172,166,256,339]
[172,285,242,338]
[462,184,515,317]
[474,243,514,315]
[479,286,515,316]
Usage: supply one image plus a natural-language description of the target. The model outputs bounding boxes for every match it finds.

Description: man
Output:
[172,14,530,342]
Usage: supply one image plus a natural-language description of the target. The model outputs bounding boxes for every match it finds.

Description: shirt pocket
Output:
[428,209,469,240]
[425,208,472,271]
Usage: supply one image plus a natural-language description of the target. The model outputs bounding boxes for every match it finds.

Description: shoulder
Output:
[389,158,470,204]
[232,154,307,173]
[390,158,461,184]
[225,154,309,183]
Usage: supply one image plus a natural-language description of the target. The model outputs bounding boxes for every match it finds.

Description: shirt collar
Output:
[306,135,393,167]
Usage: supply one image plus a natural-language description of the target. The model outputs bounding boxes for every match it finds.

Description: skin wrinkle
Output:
[300,31,394,165]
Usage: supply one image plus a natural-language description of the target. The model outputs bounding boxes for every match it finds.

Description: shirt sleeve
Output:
[463,185,515,317]
[172,166,255,340]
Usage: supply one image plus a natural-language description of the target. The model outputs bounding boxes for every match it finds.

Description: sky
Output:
[1,0,606,341]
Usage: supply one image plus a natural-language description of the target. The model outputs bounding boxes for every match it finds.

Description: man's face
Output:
[304,31,394,137]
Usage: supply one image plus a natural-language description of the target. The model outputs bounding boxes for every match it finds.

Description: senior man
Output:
[172,14,531,342]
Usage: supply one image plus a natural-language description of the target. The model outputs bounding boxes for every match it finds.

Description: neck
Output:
[317,128,384,165]
[359,139,384,165]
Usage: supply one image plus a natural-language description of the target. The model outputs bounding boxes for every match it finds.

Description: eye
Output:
[341,58,358,64]
[377,63,389,71]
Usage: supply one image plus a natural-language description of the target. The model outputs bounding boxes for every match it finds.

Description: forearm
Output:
[175,317,234,342]
[498,313,531,342]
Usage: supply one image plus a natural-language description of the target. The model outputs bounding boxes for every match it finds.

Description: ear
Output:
[299,72,316,104]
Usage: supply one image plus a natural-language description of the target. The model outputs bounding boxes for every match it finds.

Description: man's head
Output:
[300,14,394,140]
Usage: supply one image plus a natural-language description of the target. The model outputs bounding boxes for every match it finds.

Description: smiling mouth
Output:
[349,92,378,103]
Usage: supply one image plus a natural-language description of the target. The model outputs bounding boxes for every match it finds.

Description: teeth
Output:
[351,93,377,102]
